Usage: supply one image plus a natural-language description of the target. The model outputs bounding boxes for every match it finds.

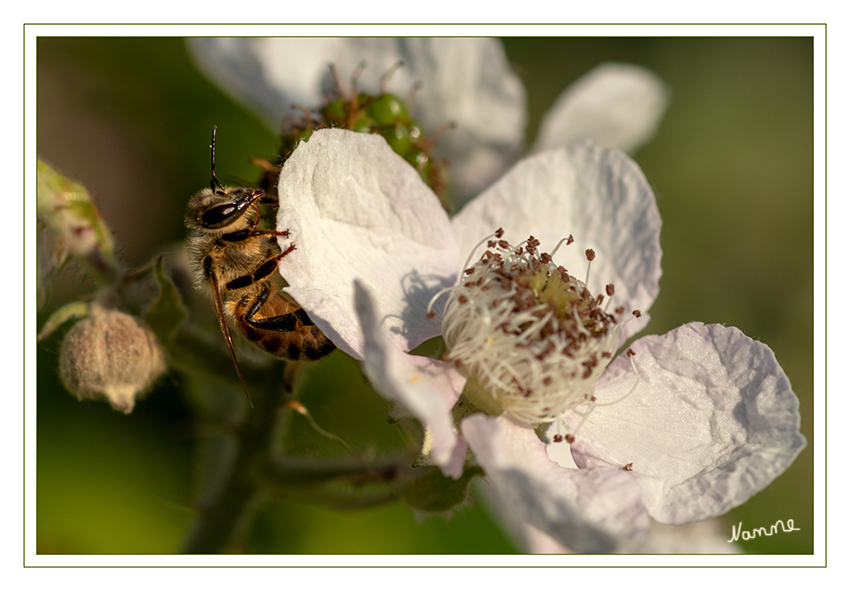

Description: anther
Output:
[440,233,623,425]
[585,248,595,286]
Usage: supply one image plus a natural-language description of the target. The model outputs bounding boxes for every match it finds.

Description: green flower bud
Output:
[36,159,122,286]
[59,303,167,414]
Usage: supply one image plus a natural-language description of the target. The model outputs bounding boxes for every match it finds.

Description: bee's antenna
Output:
[210,125,226,194]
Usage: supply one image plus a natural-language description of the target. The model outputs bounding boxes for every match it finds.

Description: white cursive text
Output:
[728,519,800,543]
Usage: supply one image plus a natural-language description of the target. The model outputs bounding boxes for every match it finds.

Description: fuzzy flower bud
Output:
[440,231,627,425]
[59,304,167,413]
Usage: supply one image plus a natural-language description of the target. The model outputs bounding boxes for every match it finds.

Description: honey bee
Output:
[185,126,335,405]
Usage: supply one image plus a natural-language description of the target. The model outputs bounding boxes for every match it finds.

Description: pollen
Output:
[440,232,625,424]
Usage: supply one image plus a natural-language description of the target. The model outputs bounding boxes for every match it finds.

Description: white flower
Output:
[269,127,805,553]
[187,37,668,201]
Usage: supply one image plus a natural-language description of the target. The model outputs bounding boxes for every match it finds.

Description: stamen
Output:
[584,248,595,286]
[349,60,368,106]
[441,233,623,425]
[425,284,456,318]
[328,63,345,98]
[461,228,505,279]
[406,80,423,108]
[548,234,574,258]
[379,60,405,94]
[592,364,641,407]
[416,120,457,150]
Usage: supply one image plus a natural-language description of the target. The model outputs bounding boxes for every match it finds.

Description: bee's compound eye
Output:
[201,203,241,228]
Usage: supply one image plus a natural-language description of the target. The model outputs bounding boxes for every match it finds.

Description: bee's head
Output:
[187,186,265,231]
[185,125,265,232]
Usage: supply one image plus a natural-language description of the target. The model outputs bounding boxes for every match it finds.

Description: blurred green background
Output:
[35,36,814,555]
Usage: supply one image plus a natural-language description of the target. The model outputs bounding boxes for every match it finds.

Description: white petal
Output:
[512,518,740,554]
[482,475,740,554]
[355,281,467,479]
[452,142,662,340]
[531,63,669,154]
[624,519,742,554]
[462,414,649,553]
[187,38,344,128]
[188,37,526,202]
[568,322,806,524]
[277,129,461,358]
[379,38,526,201]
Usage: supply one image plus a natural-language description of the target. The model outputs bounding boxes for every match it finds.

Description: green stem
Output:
[261,453,408,488]
[262,452,412,511]
[168,327,272,393]
[180,361,292,554]
[279,484,401,511]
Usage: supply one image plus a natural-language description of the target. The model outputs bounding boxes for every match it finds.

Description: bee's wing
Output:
[209,268,254,408]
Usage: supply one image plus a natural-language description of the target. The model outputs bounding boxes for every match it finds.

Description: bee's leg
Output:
[250,227,291,239]
[223,245,310,331]
[221,226,291,241]
[241,281,314,332]
[225,244,296,292]
[251,158,283,201]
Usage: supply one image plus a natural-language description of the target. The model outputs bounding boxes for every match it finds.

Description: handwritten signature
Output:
[728,519,800,543]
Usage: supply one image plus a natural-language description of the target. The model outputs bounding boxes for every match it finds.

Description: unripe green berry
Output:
[368,93,410,126]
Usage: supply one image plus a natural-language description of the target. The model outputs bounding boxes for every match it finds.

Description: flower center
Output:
[440,230,628,425]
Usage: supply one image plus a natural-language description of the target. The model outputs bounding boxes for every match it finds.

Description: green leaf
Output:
[144,255,187,344]
[37,300,90,341]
